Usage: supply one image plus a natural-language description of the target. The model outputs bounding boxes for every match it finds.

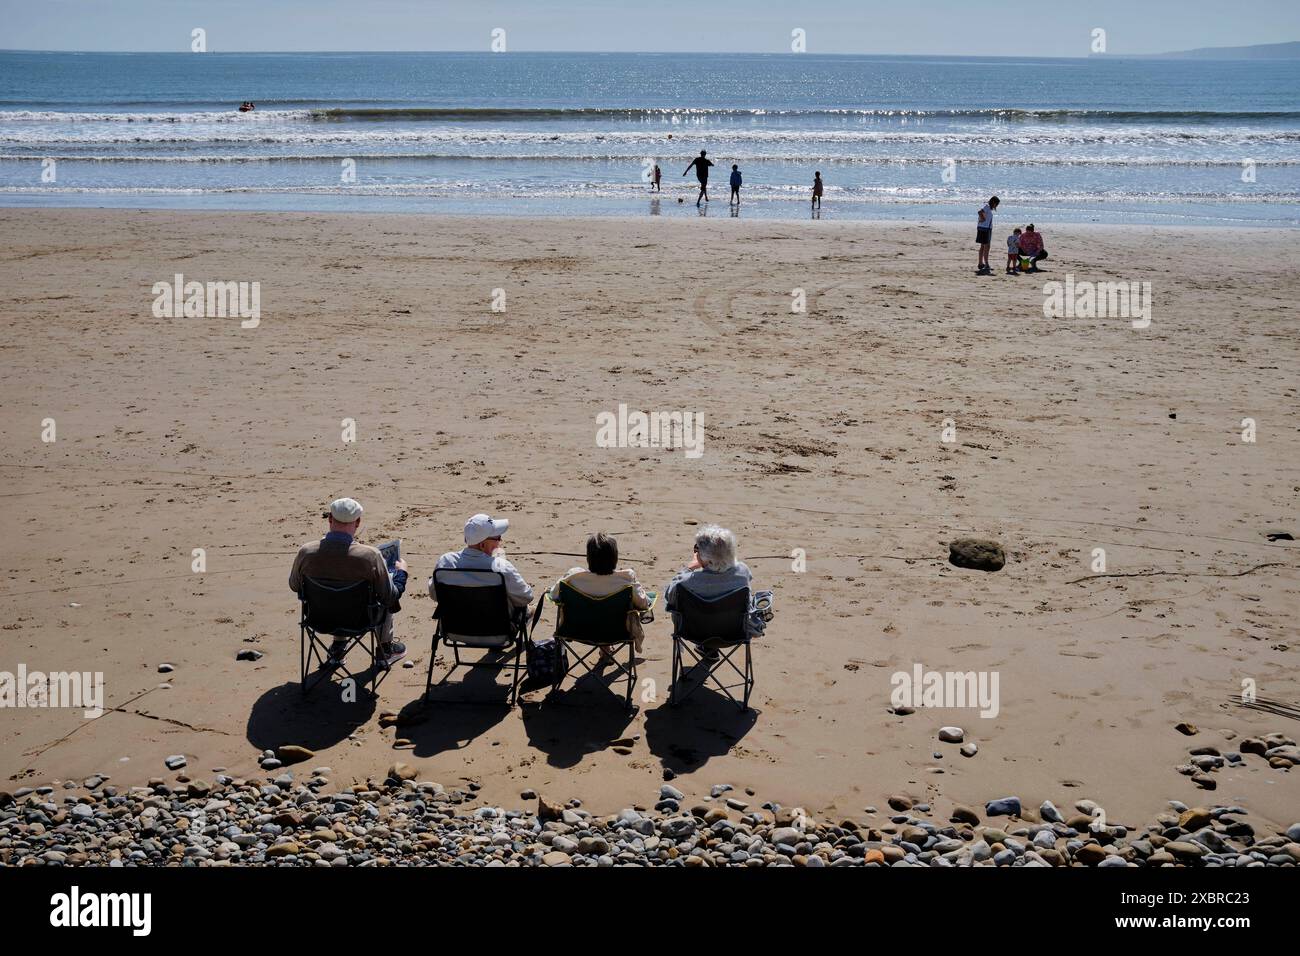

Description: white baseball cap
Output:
[464,513,509,546]
[324,497,363,522]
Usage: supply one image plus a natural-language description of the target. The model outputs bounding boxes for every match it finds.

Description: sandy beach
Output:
[1,207,1297,840]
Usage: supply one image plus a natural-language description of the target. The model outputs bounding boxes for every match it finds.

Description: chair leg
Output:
[742,642,753,711]
[300,625,309,695]
[509,637,523,706]
[369,629,388,694]
[669,638,680,706]
[425,630,441,701]
[625,640,636,711]
[301,626,333,696]
[551,639,566,697]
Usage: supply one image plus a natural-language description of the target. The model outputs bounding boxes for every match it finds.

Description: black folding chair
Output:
[427,567,527,705]
[548,581,648,712]
[298,576,387,696]
[668,586,755,711]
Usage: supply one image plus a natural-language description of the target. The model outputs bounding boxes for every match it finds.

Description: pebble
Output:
[938,726,964,743]
[164,755,187,770]
[236,649,264,661]
[158,663,174,673]
[277,745,315,764]
[951,806,980,826]
[985,797,1021,818]
[0,771,1291,871]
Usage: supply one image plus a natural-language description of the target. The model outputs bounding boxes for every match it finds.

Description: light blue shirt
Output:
[431,547,533,607]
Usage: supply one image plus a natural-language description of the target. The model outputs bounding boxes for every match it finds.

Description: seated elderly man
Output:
[665,524,754,661]
[289,497,409,666]
[432,513,533,616]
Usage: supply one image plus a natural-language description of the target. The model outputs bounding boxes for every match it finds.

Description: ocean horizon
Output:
[2,49,1297,225]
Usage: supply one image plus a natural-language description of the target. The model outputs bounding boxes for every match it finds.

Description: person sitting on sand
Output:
[729,164,742,204]
[551,531,652,660]
[1006,227,1022,275]
[1018,224,1047,271]
[683,150,714,206]
[432,513,533,611]
[812,171,823,210]
[665,524,755,662]
[289,497,409,666]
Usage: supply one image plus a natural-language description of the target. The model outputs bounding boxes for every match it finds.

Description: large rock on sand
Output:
[277,745,315,765]
[949,538,1006,572]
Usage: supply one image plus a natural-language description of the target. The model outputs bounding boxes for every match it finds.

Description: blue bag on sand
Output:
[526,638,566,683]
[525,597,567,681]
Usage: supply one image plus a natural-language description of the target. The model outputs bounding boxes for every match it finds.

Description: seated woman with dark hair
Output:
[550,532,652,657]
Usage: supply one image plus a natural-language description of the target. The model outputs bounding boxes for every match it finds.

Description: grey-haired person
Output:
[664,524,755,661]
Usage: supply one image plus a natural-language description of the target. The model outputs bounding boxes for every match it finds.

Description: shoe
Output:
[325,641,348,667]
[378,641,407,667]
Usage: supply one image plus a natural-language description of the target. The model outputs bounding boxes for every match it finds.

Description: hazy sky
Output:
[2,0,1297,57]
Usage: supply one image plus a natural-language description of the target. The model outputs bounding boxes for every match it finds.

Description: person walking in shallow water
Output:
[811,170,823,210]
[729,164,742,205]
[683,150,714,206]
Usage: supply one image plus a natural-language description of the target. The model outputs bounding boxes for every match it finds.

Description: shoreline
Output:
[0,198,1294,229]
[2,204,1298,232]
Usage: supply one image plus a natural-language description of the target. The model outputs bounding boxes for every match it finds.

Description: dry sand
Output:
[0,208,1296,832]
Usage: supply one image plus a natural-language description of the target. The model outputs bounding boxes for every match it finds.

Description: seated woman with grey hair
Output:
[664,524,754,660]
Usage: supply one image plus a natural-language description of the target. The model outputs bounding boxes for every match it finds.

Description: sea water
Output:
[1,50,1296,224]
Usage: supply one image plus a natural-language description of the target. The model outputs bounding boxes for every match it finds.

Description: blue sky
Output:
[2,0,1297,56]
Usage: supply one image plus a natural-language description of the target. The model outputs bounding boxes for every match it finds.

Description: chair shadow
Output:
[519,667,639,769]
[643,675,759,774]
[389,652,517,758]
[246,671,379,754]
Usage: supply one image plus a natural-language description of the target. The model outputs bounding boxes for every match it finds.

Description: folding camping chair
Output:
[547,580,649,712]
[668,586,755,711]
[298,576,388,696]
[426,567,527,705]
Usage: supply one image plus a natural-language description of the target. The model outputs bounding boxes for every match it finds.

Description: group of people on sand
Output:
[648,150,824,210]
[290,498,760,668]
[975,195,1049,276]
